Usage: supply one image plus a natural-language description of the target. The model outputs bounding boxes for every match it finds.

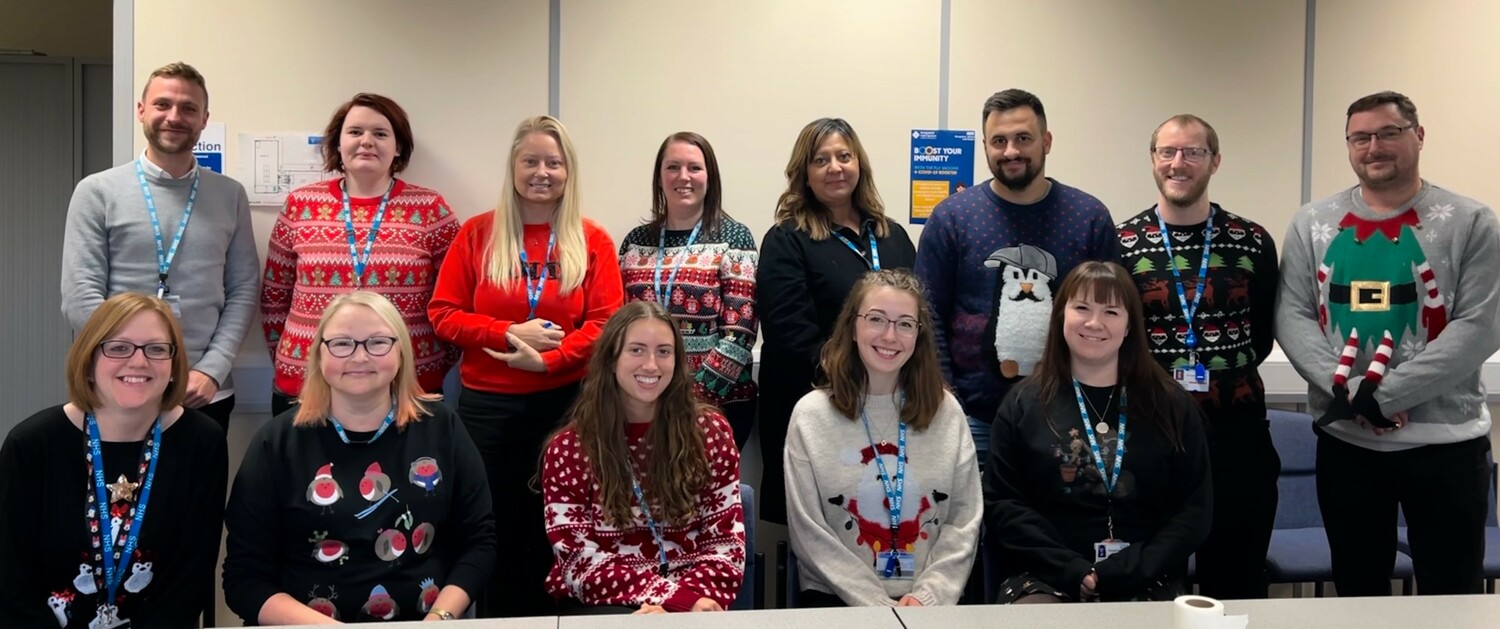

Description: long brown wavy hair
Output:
[774,117,890,241]
[556,301,715,527]
[1020,261,1186,449]
[816,269,946,431]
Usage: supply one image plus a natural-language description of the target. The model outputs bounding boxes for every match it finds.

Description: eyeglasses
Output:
[1152,146,1212,163]
[98,340,176,361]
[1346,124,1414,148]
[857,313,920,337]
[321,336,398,358]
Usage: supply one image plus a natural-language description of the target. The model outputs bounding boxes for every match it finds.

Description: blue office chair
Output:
[731,483,766,609]
[776,540,801,608]
[1264,408,1414,596]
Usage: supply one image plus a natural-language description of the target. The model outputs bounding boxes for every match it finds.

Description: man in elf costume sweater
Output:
[1277,91,1500,597]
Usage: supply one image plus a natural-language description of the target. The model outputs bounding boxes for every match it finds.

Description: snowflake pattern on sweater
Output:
[541,414,745,611]
[260,178,460,396]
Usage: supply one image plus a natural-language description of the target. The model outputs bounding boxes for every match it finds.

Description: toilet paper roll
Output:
[1173,595,1249,629]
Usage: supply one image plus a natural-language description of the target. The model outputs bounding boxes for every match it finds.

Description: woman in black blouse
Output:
[0,293,227,628]
[756,117,917,524]
[224,291,495,623]
[984,261,1210,603]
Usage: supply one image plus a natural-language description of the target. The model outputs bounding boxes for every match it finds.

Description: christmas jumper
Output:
[983,383,1211,600]
[260,178,460,396]
[784,390,982,606]
[0,406,227,628]
[1276,181,1500,450]
[619,217,759,406]
[541,413,745,611]
[915,179,1119,424]
[222,403,496,623]
[1116,204,1280,423]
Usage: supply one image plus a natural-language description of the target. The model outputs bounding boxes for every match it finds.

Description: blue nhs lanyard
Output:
[1155,206,1215,362]
[1072,381,1127,492]
[860,403,907,578]
[86,413,163,608]
[628,471,671,575]
[832,224,880,271]
[653,220,703,305]
[519,232,557,320]
[134,159,199,297]
[327,403,396,445]
[340,178,396,288]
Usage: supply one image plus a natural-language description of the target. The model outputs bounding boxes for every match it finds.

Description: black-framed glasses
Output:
[321,336,398,358]
[856,313,920,337]
[1346,124,1414,148]
[98,340,176,361]
[1152,146,1212,163]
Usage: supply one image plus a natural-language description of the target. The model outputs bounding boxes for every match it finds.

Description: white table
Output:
[559,606,904,629]
[277,616,557,629]
[892,594,1500,629]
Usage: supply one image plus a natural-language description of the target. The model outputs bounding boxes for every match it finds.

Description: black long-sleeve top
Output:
[983,382,1212,600]
[222,402,495,623]
[0,406,227,628]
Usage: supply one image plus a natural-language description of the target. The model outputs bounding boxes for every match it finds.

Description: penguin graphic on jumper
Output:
[985,244,1059,378]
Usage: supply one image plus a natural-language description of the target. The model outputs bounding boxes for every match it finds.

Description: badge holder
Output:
[157,278,182,319]
[878,549,916,580]
[1173,346,1210,393]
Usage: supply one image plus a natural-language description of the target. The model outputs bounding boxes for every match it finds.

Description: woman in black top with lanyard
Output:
[983,261,1210,603]
[757,117,917,525]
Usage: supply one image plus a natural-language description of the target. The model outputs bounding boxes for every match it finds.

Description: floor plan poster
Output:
[238,133,331,205]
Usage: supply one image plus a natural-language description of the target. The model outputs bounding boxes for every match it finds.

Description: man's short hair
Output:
[1151,114,1220,156]
[1346,91,1418,129]
[141,62,208,108]
[982,89,1047,133]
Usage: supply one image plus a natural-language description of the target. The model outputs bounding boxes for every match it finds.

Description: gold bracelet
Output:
[429,607,456,620]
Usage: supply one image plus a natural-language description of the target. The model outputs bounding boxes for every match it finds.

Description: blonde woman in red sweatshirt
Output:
[429,115,623,618]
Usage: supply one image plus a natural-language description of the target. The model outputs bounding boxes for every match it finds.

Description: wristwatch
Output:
[429,607,456,620]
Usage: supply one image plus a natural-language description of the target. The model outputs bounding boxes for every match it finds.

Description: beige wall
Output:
[1,0,111,59]
[950,0,1307,228]
[1311,0,1500,208]
[132,0,550,367]
[560,0,939,247]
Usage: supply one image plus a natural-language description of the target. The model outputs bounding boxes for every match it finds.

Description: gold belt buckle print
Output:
[1350,280,1391,312]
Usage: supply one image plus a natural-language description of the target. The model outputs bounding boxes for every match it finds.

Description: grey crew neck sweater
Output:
[61,159,260,390]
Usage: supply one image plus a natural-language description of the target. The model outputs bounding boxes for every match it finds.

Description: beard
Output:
[1355,153,1406,190]
[991,156,1043,191]
[1155,172,1211,208]
[145,123,199,156]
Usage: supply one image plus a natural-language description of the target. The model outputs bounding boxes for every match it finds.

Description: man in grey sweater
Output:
[61,62,258,435]
[1276,91,1500,596]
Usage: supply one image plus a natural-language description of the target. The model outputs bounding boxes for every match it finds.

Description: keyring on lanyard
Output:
[832,223,881,271]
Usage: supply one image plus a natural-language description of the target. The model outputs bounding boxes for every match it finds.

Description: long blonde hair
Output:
[483,115,586,293]
[295,292,439,428]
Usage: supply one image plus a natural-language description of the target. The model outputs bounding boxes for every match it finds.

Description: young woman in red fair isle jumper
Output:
[261,93,460,417]
[618,131,759,448]
[540,301,745,616]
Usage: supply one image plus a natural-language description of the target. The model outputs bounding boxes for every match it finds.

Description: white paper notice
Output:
[237,133,332,205]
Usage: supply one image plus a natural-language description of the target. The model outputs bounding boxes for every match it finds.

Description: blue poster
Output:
[909,129,974,224]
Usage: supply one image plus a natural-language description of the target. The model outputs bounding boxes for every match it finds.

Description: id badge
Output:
[877,550,916,580]
[164,294,183,319]
[90,605,130,629]
[1093,540,1130,563]
[1172,365,1210,392]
